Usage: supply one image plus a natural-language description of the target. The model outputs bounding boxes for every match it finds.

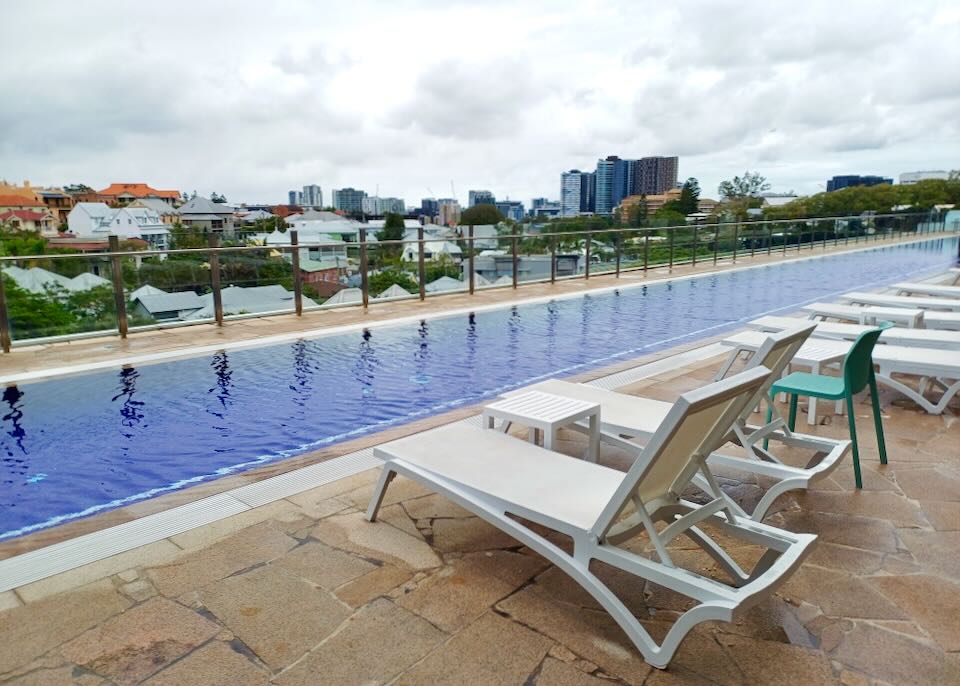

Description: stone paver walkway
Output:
[1,352,959,684]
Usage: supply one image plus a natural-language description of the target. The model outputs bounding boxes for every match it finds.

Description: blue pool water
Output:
[1,238,957,539]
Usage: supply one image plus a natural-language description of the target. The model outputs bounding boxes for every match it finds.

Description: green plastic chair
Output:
[766,324,891,489]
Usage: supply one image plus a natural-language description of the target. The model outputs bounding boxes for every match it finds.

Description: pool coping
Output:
[2,233,954,387]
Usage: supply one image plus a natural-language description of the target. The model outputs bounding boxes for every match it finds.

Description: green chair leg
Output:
[868,371,888,465]
[787,394,799,432]
[846,394,863,489]
[763,401,774,451]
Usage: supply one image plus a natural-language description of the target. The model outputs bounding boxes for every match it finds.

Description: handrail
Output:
[0,210,953,352]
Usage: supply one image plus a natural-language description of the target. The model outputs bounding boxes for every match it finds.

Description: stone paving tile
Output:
[15,539,181,604]
[832,621,960,686]
[894,467,960,502]
[147,521,298,597]
[0,579,131,675]
[868,575,960,651]
[334,563,413,608]
[396,557,519,633]
[141,640,269,685]
[802,541,885,574]
[430,516,521,552]
[197,565,352,671]
[919,500,960,530]
[497,584,653,686]
[460,549,550,587]
[274,540,376,590]
[395,612,553,685]
[0,591,21,611]
[311,509,442,570]
[340,474,435,511]
[793,489,925,528]
[720,634,836,685]
[781,565,907,620]
[273,598,446,686]
[897,530,960,581]
[2,664,106,685]
[168,499,307,550]
[534,658,618,685]
[778,510,899,552]
[401,492,474,520]
[59,596,220,685]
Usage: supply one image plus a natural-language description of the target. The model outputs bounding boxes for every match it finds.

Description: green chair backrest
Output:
[843,324,889,393]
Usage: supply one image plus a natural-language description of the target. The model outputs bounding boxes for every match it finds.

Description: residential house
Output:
[401,240,462,263]
[0,209,58,235]
[425,276,465,293]
[4,266,109,294]
[298,257,346,297]
[131,291,205,321]
[67,202,170,249]
[467,253,582,282]
[97,183,180,206]
[321,288,363,307]
[178,196,235,235]
[128,198,181,225]
[0,193,47,213]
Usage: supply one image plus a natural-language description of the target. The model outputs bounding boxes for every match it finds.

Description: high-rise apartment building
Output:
[468,190,496,207]
[301,184,322,208]
[331,187,367,214]
[287,190,301,205]
[594,156,620,214]
[420,198,439,217]
[437,198,461,226]
[632,157,679,196]
[561,170,596,217]
[826,175,892,192]
[531,198,562,218]
[495,200,525,222]
[361,196,406,215]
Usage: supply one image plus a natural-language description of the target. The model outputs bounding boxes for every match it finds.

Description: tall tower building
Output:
[301,184,322,209]
[468,190,496,207]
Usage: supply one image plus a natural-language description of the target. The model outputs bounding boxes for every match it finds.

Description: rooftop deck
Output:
[1,296,958,684]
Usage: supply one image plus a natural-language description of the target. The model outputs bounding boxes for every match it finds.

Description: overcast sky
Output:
[3,0,959,207]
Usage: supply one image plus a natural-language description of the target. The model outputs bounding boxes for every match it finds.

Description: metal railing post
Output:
[108,235,129,338]
[615,232,621,277]
[732,223,739,262]
[290,230,303,316]
[712,225,719,264]
[468,225,475,294]
[668,230,675,271]
[643,230,650,274]
[767,224,773,255]
[584,231,591,279]
[750,224,756,259]
[359,228,369,310]
[782,225,788,255]
[208,233,223,326]
[0,265,11,353]
[417,226,426,301]
[512,233,519,288]
[550,235,556,283]
[798,223,803,252]
[691,226,698,267]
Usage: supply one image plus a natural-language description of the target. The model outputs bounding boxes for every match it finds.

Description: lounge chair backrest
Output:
[739,323,816,409]
[591,366,771,538]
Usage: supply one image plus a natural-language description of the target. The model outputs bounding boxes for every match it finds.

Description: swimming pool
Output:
[1,237,957,540]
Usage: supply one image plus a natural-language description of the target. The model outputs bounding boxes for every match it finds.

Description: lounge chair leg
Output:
[365,468,396,522]
[787,394,798,432]
[763,401,774,451]
[869,371,888,465]
[845,395,862,489]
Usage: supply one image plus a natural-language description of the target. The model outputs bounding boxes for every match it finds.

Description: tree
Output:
[376,212,405,242]
[678,178,701,214]
[368,269,418,296]
[459,204,504,226]
[210,192,227,203]
[718,172,770,200]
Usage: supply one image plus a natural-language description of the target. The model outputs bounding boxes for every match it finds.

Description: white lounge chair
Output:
[924,311,960,330]
[749,315,960,350]
[726,330,960,415]
[839,292,960,312]
[505,326,851,521]
[367,367,816,669]
[801,302,925,328]
[893,282,960,299]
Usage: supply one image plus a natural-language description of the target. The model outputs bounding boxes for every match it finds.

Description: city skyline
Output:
[2,1,959,207]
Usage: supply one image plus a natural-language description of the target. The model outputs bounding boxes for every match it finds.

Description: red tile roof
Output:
[0,210,50,221]
[97,183,180,200]
[0,194,45,207]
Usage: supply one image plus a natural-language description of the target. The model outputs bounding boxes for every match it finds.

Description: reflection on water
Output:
[411,320,430,386]
[354,329,380,397]
[112,368,145,430]
[290,340,315,409]
[1,386,28,484]
[208,352,234,419]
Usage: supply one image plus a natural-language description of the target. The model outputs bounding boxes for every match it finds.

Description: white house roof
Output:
[181,285,314,320]
[425,275,466,293]
[322,288,363,306]
[239,209,274,223]
[179,196,233,215]
[130,198,180,215]
[298,257,344,272]
[375,283,413,299]
[71,202,112,219]
[70,272,111,289]
[133,291,205,315]
[129,284,167,300]
[493,275,514,285]
[4,266,112,293]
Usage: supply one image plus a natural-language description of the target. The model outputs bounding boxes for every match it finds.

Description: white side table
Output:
[482,391,601,462]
